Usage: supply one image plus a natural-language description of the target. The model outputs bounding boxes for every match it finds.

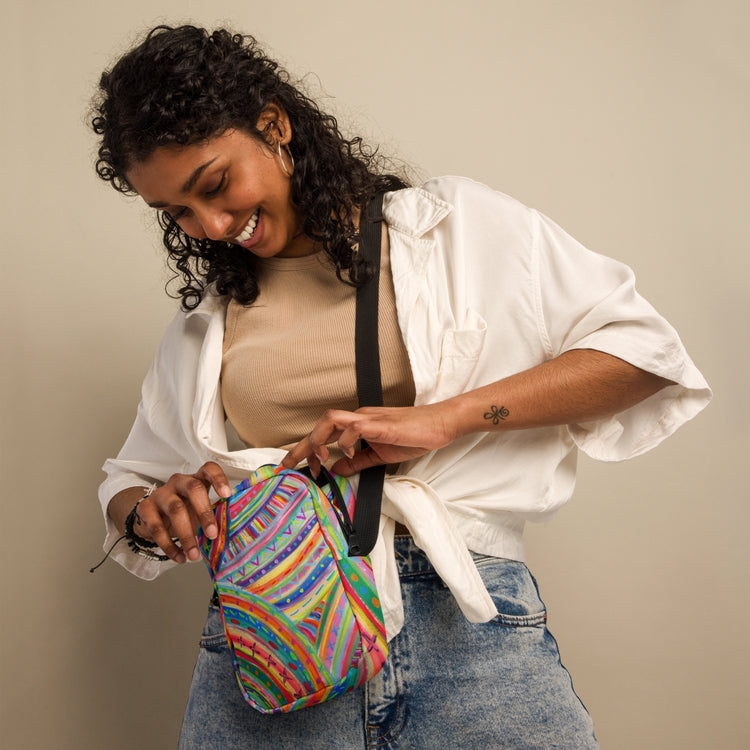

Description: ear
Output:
[255,101,292,146]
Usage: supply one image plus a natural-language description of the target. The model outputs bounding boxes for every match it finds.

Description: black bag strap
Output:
[349,192,386,556]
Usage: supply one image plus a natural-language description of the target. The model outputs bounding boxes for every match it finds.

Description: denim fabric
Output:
[179,538,598,749]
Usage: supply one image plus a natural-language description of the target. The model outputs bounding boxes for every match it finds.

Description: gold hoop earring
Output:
[277,139,294,177]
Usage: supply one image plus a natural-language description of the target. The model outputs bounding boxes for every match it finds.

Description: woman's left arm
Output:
[282,348,673,476]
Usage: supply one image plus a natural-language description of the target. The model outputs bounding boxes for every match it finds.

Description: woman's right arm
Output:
[107,462,233,564]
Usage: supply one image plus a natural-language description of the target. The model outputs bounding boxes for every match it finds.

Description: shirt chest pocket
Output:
[431,308,487,401]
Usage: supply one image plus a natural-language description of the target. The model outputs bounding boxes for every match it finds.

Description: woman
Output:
[93,25,710,749]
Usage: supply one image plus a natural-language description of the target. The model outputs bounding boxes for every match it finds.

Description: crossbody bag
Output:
[197,193,389,713]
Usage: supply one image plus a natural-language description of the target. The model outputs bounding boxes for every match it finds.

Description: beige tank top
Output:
[221,228,416,452]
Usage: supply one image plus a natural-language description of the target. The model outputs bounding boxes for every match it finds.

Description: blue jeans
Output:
[179,537,598,749]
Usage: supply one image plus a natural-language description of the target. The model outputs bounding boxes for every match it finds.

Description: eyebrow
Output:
[146,157,219,208]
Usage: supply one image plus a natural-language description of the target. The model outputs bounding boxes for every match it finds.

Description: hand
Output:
[131,461,232,564]
[281,404,458,477]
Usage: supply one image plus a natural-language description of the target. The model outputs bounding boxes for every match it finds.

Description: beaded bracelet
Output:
[124,484,173,561]
[89,484,169,572]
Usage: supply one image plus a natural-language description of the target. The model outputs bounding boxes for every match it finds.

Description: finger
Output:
[198,461,233,499]
[282,437,329,470]
[193,463,230,540]
[337,423,367,459]
[330,445,384,476]
[136,495,187,564]
[334,409,405,457]
[307,452,322,479]
[281,437,311,469]
[305,409,358,454]
[168,475,220,559]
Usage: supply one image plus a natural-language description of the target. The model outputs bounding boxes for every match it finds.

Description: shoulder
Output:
[424,177,536,253]
[426,176,530,216]
[386,176,534,237]
[152,291,227,369]
[420,175,522,207]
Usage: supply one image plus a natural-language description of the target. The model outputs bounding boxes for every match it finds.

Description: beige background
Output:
[2,1,748,748]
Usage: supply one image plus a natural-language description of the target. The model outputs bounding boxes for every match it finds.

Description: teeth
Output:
[235,210,259,243]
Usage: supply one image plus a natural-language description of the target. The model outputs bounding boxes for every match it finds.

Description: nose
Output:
[195,206,234,241]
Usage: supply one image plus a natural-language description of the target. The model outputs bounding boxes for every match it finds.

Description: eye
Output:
[204,173,226,198]
[164,206,190,222]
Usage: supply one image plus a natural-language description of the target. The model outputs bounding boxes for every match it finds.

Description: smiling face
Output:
[125,105,317,259]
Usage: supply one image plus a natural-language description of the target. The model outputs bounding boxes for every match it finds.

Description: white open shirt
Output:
[98,177,711,639]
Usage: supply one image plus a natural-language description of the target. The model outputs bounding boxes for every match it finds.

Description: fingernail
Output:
[176,552,187,564]
[187,548,200,562]
[220,485,232,498]
[206,524,218,540]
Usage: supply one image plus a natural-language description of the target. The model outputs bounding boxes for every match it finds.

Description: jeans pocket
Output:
[489,610,547,628]
[199,605,228,651]
[473,556,548,628]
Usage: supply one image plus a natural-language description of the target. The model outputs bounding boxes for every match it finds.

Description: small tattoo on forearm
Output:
[484,405,510,424]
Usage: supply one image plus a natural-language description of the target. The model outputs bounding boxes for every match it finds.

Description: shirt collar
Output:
[383,186,452,238]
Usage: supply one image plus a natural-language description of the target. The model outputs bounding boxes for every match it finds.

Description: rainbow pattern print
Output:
[198,465,388,714]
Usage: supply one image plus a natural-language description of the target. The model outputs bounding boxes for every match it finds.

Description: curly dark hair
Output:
[91,25,409,309]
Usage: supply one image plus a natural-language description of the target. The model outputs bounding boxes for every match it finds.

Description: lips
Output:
[233,209,259,244]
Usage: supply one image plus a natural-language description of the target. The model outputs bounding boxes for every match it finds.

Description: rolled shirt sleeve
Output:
[533,209,711,460]
[97,367,194,579]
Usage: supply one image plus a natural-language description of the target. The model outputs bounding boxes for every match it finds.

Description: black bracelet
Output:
[89,485,169,572]
[124,486,172,562]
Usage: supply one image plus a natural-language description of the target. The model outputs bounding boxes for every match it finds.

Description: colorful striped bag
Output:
[197,464,388,714]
